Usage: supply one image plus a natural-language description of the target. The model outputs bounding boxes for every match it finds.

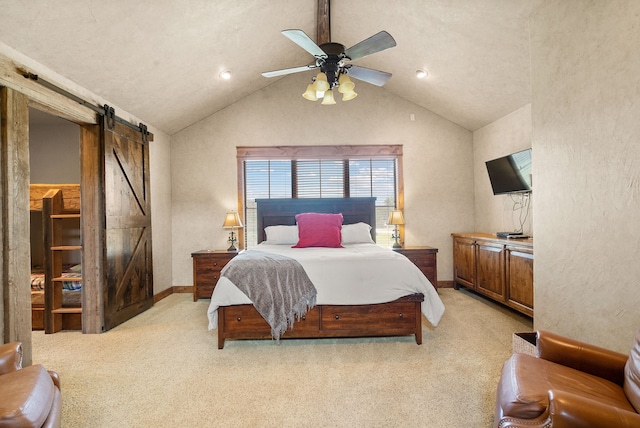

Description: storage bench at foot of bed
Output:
[217,294,424,349]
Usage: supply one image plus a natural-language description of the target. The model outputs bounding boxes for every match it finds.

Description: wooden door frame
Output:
[1,87,32,363]
[1,53,101,362]
[80,124,105,333]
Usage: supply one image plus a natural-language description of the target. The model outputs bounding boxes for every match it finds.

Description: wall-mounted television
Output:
[485,149,532,195]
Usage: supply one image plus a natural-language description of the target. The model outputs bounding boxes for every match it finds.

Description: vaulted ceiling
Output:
[0,0,542,135]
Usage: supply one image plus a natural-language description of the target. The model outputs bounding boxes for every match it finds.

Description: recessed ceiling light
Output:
[219,70,232,80]
[416,69,428,79]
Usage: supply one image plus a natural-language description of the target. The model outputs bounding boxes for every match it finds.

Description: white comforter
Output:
[207,243,445,330]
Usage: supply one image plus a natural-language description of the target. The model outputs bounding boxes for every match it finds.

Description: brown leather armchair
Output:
[495,328,640,427]
[0,342,62,427]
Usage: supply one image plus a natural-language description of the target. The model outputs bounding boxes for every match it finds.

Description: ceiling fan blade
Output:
[344,31,397,61]
[262,64,318,78]
[281,29,327,58]
[347,66,392,86]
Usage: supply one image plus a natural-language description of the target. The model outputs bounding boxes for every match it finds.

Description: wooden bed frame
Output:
[217,197,424,349]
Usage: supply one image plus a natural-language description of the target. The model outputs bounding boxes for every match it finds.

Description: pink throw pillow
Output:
[293,213,344,248]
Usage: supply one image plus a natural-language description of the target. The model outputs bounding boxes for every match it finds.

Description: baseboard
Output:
[153,286,194,303]
[437,280,454,289]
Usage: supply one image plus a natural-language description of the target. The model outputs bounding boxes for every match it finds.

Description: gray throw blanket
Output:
[221,250,317,341]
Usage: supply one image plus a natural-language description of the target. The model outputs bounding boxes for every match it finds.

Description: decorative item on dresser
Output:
[452,233,533,317]
[191,250,239,301]
[393,246,438,290]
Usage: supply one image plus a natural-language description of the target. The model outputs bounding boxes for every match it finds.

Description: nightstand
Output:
[191,250,239,301]
[393,246,438,289]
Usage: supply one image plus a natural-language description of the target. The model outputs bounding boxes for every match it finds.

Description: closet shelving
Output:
[42,187,83,333]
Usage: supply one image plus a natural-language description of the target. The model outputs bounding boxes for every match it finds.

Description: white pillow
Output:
[264,225,299,245]
[341,222,374,244]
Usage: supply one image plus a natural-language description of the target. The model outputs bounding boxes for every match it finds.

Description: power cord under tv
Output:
[509,192,531,234]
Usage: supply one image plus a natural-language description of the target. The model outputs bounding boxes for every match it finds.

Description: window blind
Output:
[243,155,399,248]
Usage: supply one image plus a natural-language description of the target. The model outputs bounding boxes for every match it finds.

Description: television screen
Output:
[485,149,532,195]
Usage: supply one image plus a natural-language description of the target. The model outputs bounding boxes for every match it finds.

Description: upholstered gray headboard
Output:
[255,197,376,243]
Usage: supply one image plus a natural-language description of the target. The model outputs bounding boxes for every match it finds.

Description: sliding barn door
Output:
[102,118,153,330]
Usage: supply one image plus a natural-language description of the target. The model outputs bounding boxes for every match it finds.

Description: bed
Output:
[207,198,445,349]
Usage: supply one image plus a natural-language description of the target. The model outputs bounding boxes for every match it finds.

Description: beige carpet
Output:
[32,288,532,428]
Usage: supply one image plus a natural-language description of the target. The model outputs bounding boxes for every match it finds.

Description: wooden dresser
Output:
[452,233,533,317]
[393,246,438,290]
[191,250,239,301]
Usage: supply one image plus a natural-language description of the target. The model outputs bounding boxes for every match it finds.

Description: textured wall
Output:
[29,113,80,183]
[170,71,473,286]
[473,104,532,235]
[531,0,640,352]
[148,129,173,294]
[1,43,174,296]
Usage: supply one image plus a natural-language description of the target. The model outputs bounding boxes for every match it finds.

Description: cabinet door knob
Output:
[236,317,241,322]
[335,315,340,320]
[399,313,404,318]
[301,316,306,321]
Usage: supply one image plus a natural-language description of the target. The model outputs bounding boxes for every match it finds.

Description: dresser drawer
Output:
[394,247,438,288]
[221,304,320,337]
[406,255,435,270]
[222,304,271,334]
[195,263,223,284]
[192,250,238,301]
[320,302,416,331]
[286,307,320,335]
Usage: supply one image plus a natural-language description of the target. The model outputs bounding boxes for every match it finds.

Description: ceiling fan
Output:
[261,0,396,103]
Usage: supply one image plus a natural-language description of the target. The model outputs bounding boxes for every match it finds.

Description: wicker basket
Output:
[512,332,537,356]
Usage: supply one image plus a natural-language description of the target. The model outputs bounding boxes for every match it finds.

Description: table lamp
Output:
[387,210,405,249]
[222,211,243,251]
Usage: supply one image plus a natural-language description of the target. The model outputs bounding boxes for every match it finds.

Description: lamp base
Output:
[391,225,402,249]
[227,229,238,252]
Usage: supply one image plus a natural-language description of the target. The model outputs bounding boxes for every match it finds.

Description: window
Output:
[237,145,403,248]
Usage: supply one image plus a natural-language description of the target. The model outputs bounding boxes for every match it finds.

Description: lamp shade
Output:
[222,212,243,228]
[341,90,357,101]
[312,72,330,92]
[338,74,355,93]
[321,90,336,105]
[387,210,405,225]
[302,84,318,101]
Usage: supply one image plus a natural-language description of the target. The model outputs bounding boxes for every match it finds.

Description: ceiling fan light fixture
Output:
[321,90,336,105]
[312,72,330,92]
[337,74,355,93]
[302,84,318,101]
[416,69,428,79]
[219,70,232,80]
[342,90,357,101]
